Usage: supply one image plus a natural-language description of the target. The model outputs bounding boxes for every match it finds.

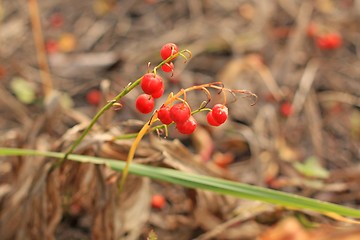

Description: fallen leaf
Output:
[294,156,329,179]
[9,77,36,104]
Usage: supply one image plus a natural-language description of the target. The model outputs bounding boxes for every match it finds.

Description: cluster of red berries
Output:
[206,104,229,126]
[160,43,178,73]
[306,23,343,50]
[157,103,196,134]
[136,43,230,135]
[156,102,229,135]
[135,43,179,114]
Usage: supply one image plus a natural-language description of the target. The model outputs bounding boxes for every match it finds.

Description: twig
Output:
[28,0,53,96]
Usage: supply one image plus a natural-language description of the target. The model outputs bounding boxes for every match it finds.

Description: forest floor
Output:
[1,0,360,239]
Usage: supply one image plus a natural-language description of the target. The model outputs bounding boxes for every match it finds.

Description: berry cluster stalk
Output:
[52,50,191,170]
[118,82,257,192]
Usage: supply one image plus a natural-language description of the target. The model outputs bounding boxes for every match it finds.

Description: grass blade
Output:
[1,147,360,219]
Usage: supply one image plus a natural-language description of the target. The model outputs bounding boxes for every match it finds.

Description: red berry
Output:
[45,40,58,54]
[316,33,342,50]
[141,73,164,95]
[160,43,179,61]
[49,13,64,28]
[211,104,228,124]
[161,62,174,72]
[151,85,164,99]
[306,23,318,38]
[0,65,7,79]
[169,103,191,124]
[280,102,293,117]
[136,94,154,114]
[151,194,166,209]
[86,89,101,105]
[176,115,197,134]
[316,36,329,50]
[207,111,221,126]
[157,106,173,125]
[327,33,342,49]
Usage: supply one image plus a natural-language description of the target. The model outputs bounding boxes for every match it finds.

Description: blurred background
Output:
[1,0,360,239]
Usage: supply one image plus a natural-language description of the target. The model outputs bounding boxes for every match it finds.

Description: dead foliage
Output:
[1,0,360,239]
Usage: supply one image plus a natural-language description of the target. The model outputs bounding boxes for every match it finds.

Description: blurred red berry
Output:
[160,43,179,61]
[176,115,197,134]
[214,152,234,168]
[151,194,166,209]
[86,89,101,106]
[141,73,164,95]
[306,23,318,38]
[136,94,154,114]
[207,111,221,126]
[49,13,64,28]
[280,102,293,117]
[170,103,191,124]
[211,104,228,124]
[45,40,58,54]
[316,33,342,50]
[157,106,173,125]
[327,33,343,49]
[0,65,7,79]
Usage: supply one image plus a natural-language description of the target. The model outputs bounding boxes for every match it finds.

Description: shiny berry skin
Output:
[152,85,164,99]
[157,106,173,125]
[151,194,166,209]
[176,115,197,134]
[211,104,228,124]
[161,62,174,72]
[169,103,191,124]
[136,94,154,114]
[207,111,221,126]
[316,33,342,50]
[160,43,179,61]
[86,89,101,105]
[141,73,164,95]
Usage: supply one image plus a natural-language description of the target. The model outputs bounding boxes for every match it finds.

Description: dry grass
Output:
[1,0,360,239]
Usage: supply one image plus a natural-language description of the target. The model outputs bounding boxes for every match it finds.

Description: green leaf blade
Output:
[1,147,360,219]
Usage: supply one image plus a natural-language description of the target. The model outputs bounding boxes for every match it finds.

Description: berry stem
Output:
[118,82,256,191]
[111,107,212,141]
[119,111,159,192]
[53,50,191,171]
[154,49,191,72]
[118,105,213,192]
[222,88,227,107]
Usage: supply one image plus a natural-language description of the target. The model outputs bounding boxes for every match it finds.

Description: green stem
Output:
[51,78,142,170]
[53,50,191,170]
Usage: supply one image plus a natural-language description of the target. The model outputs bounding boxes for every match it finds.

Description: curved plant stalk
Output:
[118,82,257,192]
[1,147,360,222]
[112,107,211,140]
[117,107,211,192]
[53,50,192,170]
